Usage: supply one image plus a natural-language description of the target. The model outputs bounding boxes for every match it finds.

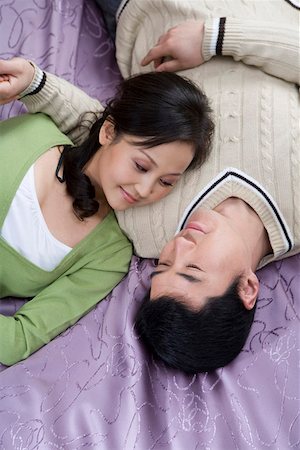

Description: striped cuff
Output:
[17,62,45,99]
[216,17,226,56]
[209,18,220,56]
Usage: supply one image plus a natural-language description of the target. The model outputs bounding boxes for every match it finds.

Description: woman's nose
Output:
[136,179,154,198]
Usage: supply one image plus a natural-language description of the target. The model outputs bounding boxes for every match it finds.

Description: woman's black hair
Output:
[135,279,257,374]
[61,71,214,220]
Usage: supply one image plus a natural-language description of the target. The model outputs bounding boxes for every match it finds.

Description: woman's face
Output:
[91,124,195,211]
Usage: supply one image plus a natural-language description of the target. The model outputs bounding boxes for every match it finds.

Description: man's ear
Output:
[238,271,259,310]
[99,119,115,145]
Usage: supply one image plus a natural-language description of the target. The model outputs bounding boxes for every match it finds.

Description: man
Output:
[114,0,299,372]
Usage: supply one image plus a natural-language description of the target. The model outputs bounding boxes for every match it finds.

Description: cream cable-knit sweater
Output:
[114,0,300,264]
[116,0,299,85]
[22,0,300,266]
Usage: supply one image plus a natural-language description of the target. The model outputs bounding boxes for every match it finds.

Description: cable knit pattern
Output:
[116,60,300,262]
[290,89,300,243]
[114,0,300,263]
[20,0,300,264]
[116,0,300,83]
[259,81,274,196]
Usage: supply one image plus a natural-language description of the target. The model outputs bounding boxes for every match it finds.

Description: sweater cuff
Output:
[202,18,220,61]
[219,18,244,58]
[21,71,57,111]
[17,61,45,99]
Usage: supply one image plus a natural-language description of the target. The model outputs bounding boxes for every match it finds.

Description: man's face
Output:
[150,207,251,309]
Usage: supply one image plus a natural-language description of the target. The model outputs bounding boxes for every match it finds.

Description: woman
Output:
[0,58,214,366]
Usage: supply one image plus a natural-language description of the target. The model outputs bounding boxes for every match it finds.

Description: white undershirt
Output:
[1,164,72,271]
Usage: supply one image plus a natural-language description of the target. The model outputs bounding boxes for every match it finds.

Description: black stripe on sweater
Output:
[27,71,46,97]
[179,170,292,252]
[216,17,226,55]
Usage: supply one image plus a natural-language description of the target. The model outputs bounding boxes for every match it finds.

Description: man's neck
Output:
[214,197,272,269]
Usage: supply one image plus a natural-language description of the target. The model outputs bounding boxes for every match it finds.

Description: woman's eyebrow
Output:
[140,149,158,166]
[140,149,183,176]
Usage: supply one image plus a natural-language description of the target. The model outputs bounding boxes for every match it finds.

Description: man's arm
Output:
[141,18,299,84]
[204,17,299,84]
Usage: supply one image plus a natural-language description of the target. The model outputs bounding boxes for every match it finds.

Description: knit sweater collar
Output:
[176,168,293,269]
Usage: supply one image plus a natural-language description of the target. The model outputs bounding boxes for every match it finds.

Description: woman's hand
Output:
[141,20,205,72]
[0,57,35,104]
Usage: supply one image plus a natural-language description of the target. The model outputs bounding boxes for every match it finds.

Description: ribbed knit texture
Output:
[22,72,102,146]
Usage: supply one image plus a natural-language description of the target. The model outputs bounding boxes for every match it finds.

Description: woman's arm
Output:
[141,18,300,84]
[0,58,103,145]
[0,244,131,366]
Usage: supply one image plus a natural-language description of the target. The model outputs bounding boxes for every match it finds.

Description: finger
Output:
[155,59,182,73]
[0,59,9,76]
[166,26,177,33]
[0,58,16,75]
[157,34,168,45]
[141,53,151,66]
[141,50,157,66]
[153,58,164,69]
[141,45,168,66]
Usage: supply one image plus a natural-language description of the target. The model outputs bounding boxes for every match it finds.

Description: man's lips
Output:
[120,187,138,204]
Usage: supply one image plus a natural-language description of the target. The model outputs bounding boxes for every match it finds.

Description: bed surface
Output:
[0,1,299,449]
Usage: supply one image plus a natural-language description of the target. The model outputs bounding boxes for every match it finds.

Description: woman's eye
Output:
[135,162,147,172]
[160,179,175,187]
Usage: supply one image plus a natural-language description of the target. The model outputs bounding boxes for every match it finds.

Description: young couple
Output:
[0,0,299,372]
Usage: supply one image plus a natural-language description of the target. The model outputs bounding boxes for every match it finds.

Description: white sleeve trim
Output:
[210,18,220,56]
[17,62,44,99]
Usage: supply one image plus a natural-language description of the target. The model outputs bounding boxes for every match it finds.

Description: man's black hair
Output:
[135,279,256,374]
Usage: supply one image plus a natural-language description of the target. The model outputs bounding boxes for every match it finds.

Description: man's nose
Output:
[174,233,196,251]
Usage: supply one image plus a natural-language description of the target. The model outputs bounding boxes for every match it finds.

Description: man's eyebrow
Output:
[150,270,201,283]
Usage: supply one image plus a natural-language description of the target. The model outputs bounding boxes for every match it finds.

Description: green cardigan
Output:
[0,113,132,366]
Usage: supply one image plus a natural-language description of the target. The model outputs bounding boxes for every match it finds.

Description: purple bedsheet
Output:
[0,0,121,120]
[0,1,299,449]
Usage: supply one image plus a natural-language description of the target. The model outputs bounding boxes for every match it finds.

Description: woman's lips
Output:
[120,187,138,204]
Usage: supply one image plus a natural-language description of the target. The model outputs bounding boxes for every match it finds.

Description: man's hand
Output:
[0,58,35,105]
[141,20,205,72]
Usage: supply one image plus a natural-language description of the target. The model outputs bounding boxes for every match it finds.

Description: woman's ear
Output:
[238,271,259,310]
[99,119,115,145]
